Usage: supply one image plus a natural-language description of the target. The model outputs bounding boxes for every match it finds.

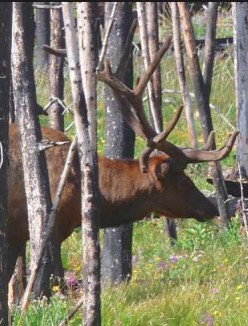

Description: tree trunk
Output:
[0,3,12,324]
[35,2,50,70]
[171,2,198,148]
[62,3,101,324]
[146,2,163,131]
[136,2,161,132]
[101,2,135,285]
[12,3,53,301]
[233,2,248,179]
[78,2,98,152]
[203,2,219,102]
[178,2,230,227]
[49,6,64,131]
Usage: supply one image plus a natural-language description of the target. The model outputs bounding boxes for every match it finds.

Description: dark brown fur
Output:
[7,124,218,278]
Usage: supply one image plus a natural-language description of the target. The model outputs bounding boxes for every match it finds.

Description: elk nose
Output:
[206,197,219,217]
[195,204,219,222]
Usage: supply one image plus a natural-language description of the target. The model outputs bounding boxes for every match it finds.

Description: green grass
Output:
[12,10,245,325]
[13,219,248,325]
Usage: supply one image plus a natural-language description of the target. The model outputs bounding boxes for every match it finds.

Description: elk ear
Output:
[152,161,170,180]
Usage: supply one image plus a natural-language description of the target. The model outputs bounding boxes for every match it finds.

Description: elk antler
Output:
[44,36,239,171]
[98,36,239,172]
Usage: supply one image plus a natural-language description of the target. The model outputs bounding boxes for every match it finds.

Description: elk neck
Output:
[98,156,159,227]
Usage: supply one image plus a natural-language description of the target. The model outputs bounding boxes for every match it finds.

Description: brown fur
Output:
[7,124,218,277]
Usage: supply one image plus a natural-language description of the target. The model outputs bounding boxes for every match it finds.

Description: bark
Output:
[35,2,50,70]
[62,3,101,325]
[203,2,219,102]
[49,6,64,131]
[9,79,15,123]
[232,2,248,178]
[178,3,212,140]
[0,3,11,325]
[12,3,53,304]
[178,2,230,227]
[146,2,163,131]
[78,3,98,153]
[101,2,135,285]
[171,2,198,148]
[136,2,161,132]
[146,2,177,244]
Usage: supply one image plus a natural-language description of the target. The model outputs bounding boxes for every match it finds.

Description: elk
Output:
[7,115,237,282]
[7,38,238,282]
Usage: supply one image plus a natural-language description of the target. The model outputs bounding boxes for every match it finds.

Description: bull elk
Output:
[7,117,238,282]
[7,38,238,282]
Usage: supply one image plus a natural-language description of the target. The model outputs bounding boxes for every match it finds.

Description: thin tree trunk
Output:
[146,2,163,131]
[101,2,135,285]
[49,5,64,131]
[137,2,161,132]
[78,3,98,153]
[171,2,198,148]
[12,3,53,304]
[232,2,248,179]
[62,3,101,324]
[146,2,177,244]
[178,2,230,227]
[35,2,50,70]
[0,3,12,325]
[178,3,212,139]
[203,2,219,102]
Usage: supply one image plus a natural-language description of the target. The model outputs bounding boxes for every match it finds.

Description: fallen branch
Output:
[58,296,84,326]
[21,137,77,312]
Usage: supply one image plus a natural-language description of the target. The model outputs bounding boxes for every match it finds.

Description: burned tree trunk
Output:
[12,3,53,302]
[178,2,230,227]
[62,3,101,324]
[35,2,50,70]
[203,2,219,102]
[0,3,12,324]
[101,2,135,285]
[233,2,248,179]
[49,5,64,131]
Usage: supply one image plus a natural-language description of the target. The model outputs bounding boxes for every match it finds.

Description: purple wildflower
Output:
[157,260,170,270]
[199,313,214,326]
[169,254,182,263]
[66,272,80,290]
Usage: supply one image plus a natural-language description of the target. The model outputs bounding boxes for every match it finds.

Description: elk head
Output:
[97,36,238,222]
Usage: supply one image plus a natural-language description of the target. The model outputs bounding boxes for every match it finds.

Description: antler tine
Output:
[99,58,156,140]
[153,106,183,144]
[98,58,135,99]
[202,130,215,150]
[139,106,184,173]
[182,131,239,163]
[42,45,67,57]
[134,36,172,96]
